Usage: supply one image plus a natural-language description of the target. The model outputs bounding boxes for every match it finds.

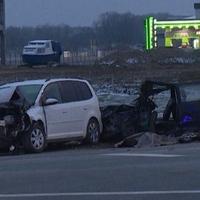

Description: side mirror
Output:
[43,98,59,106]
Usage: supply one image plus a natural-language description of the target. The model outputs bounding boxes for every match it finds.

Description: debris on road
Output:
[115,132,178,148]
[178,131,200,143]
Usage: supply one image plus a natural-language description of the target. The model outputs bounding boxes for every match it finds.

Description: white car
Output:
[0,79,102,153]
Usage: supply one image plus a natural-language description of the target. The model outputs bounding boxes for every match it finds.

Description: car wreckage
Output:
[101,81,200,144]
[0,80,200,152]
[0,83,40,150]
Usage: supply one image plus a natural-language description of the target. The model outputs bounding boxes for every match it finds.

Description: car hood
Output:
[0,86,31,110]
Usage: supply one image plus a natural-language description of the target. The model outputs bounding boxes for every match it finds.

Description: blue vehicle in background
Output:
[22,40,62,66]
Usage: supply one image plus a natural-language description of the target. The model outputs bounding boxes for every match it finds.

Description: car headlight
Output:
[3,115,15,125]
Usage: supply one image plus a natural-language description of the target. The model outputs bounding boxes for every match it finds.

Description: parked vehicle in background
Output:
[22,40,62,66]
[0,79,102,153]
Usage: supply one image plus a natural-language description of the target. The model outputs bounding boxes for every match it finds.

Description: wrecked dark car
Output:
[101,81,200,142]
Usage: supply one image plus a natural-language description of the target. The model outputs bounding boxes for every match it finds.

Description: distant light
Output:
[144,16,200,50]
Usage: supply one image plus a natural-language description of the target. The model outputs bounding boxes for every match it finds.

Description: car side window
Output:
[180,84,200,102]
[60,81,78,103]
[75,82,93,101]
[59,81,93,103]
[43,82,62,103]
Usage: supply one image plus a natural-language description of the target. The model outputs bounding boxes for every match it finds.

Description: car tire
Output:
[23,123,46,153]
[85,118,100,145]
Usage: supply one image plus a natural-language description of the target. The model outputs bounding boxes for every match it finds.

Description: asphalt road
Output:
[0,143,200,200]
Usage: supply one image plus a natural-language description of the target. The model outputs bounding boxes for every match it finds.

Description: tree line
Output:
[6,12,173,53]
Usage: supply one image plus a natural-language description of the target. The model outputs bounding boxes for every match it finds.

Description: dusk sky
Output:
[6,0,198,27]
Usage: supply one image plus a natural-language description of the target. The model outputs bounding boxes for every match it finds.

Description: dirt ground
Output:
[0,63,200,85]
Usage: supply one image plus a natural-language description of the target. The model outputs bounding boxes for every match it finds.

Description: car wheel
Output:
[85,118,100,145]
[24,123,46,153]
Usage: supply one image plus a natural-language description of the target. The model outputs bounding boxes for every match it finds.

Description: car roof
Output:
[29,40,51,43]
[0,78,89,88]
[145,80,200,87]
[0,80,46,88]
[46,78,89,83]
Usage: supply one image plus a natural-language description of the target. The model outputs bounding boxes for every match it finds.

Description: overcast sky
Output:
[6,0,198,27]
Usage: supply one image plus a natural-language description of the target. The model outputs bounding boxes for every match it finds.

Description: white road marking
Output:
[104,153,183,157]
[1,190,200,198]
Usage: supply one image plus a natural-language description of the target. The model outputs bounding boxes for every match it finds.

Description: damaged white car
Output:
[0,79,102,153]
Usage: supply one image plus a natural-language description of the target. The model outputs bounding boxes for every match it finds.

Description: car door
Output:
[42,82,69,140]
[179,84,200,128]
[74,81,94,129]
[59,81,86,137]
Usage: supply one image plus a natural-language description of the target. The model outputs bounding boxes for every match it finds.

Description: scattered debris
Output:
[136,132,163,148]
[115,132,178,148]
[178,131,200,143]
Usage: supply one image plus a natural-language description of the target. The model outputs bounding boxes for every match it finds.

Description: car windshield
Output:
[17,84,42,105]
[0,86,16,103]
[29,42,45,45]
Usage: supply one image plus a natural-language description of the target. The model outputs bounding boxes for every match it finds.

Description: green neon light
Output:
[155,20,200,25]
[145,19,148,49]
[145,16,154,50]
[149,17,154,49]
[145,17,151,50]
[145,19,149,50]
[154,18,200,30]
[156,24,199,29]
[146,19,150,49]
[145,16,200,49]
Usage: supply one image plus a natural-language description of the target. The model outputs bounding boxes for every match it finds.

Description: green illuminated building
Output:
[145,17,200,50]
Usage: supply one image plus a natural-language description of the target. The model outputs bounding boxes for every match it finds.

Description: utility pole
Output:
[0,0,5,65]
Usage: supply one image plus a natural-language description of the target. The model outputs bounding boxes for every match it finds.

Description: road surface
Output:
[0,143,200,200]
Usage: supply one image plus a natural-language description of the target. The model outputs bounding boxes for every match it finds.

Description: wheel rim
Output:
[88,121,99,143]
[31,128,44,150]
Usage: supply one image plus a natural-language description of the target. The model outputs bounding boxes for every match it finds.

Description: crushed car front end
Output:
[0,82,43,150]
[0,103,29,149]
